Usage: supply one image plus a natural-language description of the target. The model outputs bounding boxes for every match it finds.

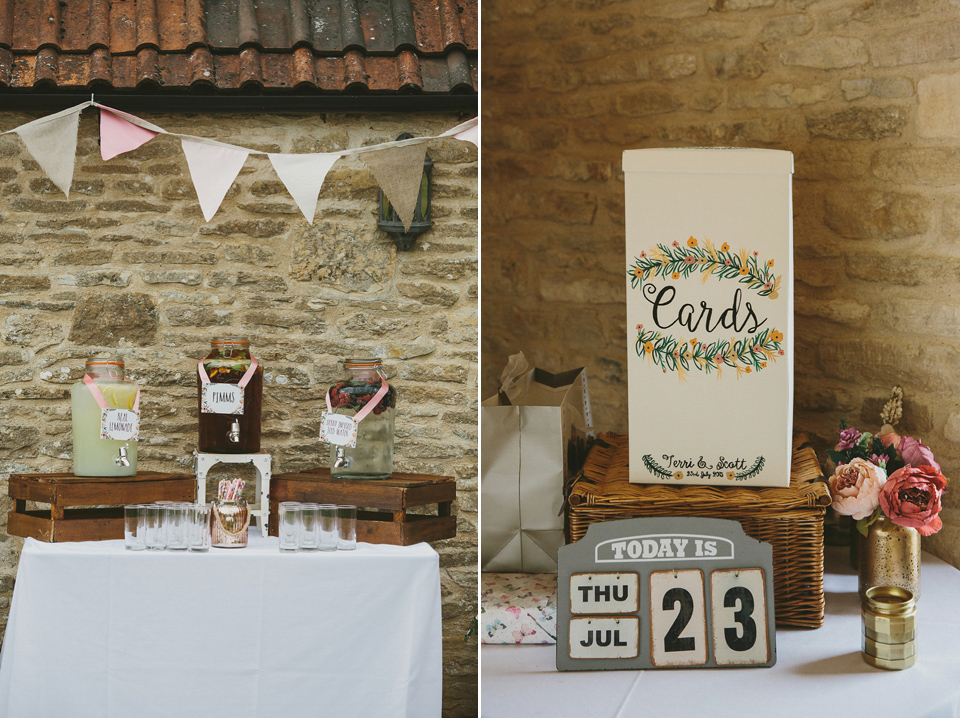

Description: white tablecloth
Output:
[0,535,441,718]
[482,547,960,718]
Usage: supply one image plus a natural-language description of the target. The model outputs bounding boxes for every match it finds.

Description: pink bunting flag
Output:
[99,109,158,161]
[454,123,478,147]
[181,139,250,222]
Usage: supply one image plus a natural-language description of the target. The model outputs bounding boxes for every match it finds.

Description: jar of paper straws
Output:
[211,478,250,548]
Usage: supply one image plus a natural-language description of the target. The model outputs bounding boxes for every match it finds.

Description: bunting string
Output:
[0,101,478,226]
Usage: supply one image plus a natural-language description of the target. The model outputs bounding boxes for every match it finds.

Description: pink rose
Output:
[828,458,888,520]
[878,431,900,450]
[879,465,947,536]
[899,436,939,471]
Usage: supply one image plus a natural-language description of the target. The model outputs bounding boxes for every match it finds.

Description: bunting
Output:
[99,108,159,160]
[181,140,250,222]
[268,152,342,225]
[11,104,84,197]
[359,141,429,231]
[0,101,477,227]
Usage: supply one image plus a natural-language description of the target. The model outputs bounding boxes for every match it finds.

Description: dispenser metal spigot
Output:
[333,446,352,469]
[115,444,130,467]
[227,420,241,443]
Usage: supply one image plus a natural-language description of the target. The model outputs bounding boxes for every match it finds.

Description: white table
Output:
[482,548,960,718]
[0,535,441,718]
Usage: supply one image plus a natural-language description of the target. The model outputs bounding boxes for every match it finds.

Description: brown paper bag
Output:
[481,353,591,573]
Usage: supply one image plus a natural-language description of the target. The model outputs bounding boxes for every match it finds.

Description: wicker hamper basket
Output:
[568,434,830,628]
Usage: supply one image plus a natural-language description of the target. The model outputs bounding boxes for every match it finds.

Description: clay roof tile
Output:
[0,0,475,93]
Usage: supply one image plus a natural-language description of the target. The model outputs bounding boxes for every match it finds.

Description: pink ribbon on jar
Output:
[82,374,141,411]
[325,380,390,423]
[197,357,259,387]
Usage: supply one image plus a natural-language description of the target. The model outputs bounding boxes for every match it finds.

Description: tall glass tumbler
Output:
[300,503,320,552]
[124,504,145,550]
[155,500,175,549]
[337,505,357,550]
[144,504,164,550]
[319,504,338,551]
[278,502,301,552]
[164,503,189,551]
[188,504,211,552]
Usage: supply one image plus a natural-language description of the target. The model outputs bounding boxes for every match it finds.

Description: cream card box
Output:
[623,148,793,487]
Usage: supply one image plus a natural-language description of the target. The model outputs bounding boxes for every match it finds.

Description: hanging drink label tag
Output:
[201,383,244,415]
[319,380,391,448]
[100,409,140,441]
[83,374,140,442]
[319,412,358,447]
[197,358,258,415]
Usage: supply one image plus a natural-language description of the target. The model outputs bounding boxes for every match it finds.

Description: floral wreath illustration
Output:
[642,454,766,481]
[628,236,785,380]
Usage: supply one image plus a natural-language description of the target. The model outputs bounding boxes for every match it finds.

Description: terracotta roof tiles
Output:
[0,0,477,94]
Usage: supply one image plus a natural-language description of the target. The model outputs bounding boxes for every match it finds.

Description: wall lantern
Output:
[378,133,433,251]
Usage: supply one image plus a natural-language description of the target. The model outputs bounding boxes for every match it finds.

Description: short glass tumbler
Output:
[144,504,164,550]
[299,503,321,551]
[338,505,357,551]
[278,502,301,552]
[188,504,211,552]
[124,505,146,551]
[319,504,338,551]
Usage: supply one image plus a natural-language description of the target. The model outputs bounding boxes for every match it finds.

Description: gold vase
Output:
[858,515,921,600]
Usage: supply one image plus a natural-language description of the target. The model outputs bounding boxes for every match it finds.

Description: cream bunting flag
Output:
[359,141,428,231]
[14,104,84,197]
[268,152,342,225]
[181,139,250,222]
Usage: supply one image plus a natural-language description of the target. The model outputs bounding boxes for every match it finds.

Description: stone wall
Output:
[0,109,477,715]
[482,0,960,566]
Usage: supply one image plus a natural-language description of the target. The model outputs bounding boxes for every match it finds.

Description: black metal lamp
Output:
[378,133,433,250]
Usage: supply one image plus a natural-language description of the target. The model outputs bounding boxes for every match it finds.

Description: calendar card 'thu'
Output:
[624,148,793,487]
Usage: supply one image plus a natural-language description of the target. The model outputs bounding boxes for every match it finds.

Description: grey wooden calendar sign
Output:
[556,517,776,671]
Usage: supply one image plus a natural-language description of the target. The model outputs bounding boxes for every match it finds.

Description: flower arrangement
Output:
[826,414,947,537]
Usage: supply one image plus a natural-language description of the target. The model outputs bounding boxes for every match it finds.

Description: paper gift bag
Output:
[481,353,591,573]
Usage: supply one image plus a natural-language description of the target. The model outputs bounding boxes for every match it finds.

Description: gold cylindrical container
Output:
[861,585,916,670]
[858,515,921,600]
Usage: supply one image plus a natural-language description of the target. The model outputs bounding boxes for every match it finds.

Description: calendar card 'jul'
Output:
[624,148,793,487]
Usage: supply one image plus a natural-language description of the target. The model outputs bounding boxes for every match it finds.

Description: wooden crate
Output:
[270,470,457,545]
[8,472,197,542]
[568,434,830,628]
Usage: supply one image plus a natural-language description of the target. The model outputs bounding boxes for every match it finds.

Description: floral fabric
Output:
[481,573,557,645]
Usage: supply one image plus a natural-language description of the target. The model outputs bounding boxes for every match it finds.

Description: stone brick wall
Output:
[0,109,477,715]
[482,0,960,566]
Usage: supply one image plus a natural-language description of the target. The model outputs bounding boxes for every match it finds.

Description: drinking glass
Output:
[155,500,175,549]
[124,504,145,551]
[299,503,320,552]
[278,502,301,552]
[164,503,189,551]
[188,504,211,552]
[144,504,164,550]
[337,505,357,550]
[319,504,338,551]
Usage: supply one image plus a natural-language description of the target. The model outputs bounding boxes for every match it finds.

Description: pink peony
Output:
[828,458,888,520]
[899,436,939,471]
[879,465,947,536]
